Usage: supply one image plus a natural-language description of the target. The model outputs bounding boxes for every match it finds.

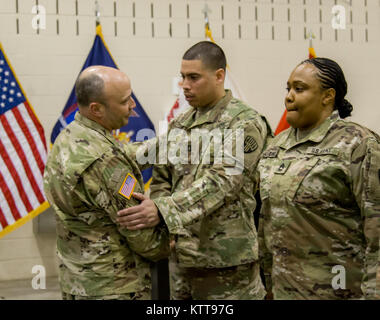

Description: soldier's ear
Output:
[215,68,225,84]
[89,102,105,119]
[322,88,336,107]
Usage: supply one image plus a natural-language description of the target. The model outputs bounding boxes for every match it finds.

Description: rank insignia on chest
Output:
[274,161,291,175]
[262,148,279,158]
[118,173,137,200]
[244,136,258,153]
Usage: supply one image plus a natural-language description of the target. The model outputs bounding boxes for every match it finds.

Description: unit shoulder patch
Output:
[244,136,258,153]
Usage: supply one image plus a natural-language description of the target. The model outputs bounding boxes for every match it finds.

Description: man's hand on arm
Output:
[117,192,161,230]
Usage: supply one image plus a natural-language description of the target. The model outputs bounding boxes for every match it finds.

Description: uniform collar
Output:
[75,112,118,145]
[178,90,232,129]
[278,110,340,150]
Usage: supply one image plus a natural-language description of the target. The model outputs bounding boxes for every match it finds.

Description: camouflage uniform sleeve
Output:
[153,117,268,235]
[258,128,275,294]
[79,154,170,262]
[350,137,380,299]
[258,206,272,294]
[123,137,158,172]
[149,128,175,200]
[150,164,173,199]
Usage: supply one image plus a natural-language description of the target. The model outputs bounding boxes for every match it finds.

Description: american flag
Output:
[0,44,49,239]
[119,174,137,200]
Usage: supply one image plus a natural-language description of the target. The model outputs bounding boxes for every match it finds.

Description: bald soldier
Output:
[43,66,169,300]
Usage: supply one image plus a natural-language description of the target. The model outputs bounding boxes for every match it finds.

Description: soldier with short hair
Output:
[43,66,169,300]
[117,41,272,300]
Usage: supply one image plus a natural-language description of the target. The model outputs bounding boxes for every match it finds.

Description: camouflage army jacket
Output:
[43,113,169,297]
[150,90,271,268]
[258,111,380,300]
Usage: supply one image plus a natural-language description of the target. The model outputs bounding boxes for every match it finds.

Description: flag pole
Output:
[306,30,315,48]
[202,3,214,41]
[95,0,100,26]
[202,3,210,32]
[307,30,316,58]
[94,1,120,136]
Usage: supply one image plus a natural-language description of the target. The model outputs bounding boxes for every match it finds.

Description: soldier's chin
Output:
[285,114,297,129]
[186,97,198,107]
[190,102,202,108]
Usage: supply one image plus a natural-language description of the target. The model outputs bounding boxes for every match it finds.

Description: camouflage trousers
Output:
[169,255,266,300]
[61,287,151,300]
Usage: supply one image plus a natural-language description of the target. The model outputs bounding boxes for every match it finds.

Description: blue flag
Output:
[51,25,155,185]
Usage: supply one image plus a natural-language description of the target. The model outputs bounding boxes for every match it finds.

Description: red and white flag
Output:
[0,43,49,238]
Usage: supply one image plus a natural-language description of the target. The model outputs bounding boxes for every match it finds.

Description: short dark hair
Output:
[183,41,226,71]
[75,73,105,107]
[300,57,353,119]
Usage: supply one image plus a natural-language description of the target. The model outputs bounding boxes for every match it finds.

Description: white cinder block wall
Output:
[0,0,379,281]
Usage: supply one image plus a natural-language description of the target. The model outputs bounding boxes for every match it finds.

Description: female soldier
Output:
[258,57,380,300]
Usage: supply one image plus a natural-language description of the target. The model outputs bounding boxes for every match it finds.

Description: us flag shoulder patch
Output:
[118,173,137,200]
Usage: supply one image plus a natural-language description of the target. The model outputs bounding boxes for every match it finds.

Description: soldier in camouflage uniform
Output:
[117,41,271,299]
[43,66,169,300]
[258,57,380,299]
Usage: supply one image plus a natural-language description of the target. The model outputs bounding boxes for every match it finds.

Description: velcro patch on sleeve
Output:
[118,173,137,200]
[244,136,258,153]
